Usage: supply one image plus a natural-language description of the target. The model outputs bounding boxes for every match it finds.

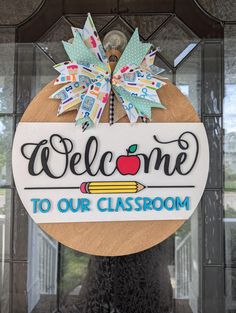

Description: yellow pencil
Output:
[89,102,99,121]
[80,181,145,194]
[139,78,154,85]
[125,86,140,92]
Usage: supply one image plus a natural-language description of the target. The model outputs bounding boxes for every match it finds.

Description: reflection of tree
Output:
[225,206,236,218]
[231,270,236,301]
[225,132,236,190]
[60,247,89,296]
[225,166,236,190]
[0,70,12,186]
[0,117,12,185]
[0,189,6,214]
[175,220,190,240]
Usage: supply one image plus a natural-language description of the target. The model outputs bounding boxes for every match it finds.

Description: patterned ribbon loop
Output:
[50,13,168,130]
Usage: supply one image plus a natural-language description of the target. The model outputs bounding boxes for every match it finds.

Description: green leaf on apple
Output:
[128,144,138,154]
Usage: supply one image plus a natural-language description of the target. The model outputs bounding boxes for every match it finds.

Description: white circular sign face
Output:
[12,122,209,224]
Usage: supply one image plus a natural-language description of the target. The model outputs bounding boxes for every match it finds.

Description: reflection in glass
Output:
[149,17,199,66]
[68,15,114,33]
[99,17,133,42]
[0,117,13,186]
[123,15,169,40]
[35,47,56,93]
[27,240,90,312]
[225,211,236,265]
[224,25,236,193]
[176,47,201,116]
[0,262,9,313]
[155,57,173,82]
[226,268,236,312]
[204,190,222,265]
[225,84,236,193]
[174,209,199,313]
[37,17,72,64]
[0,29,15,114]
[198,0,236,22]
[0,189,11,260]
[27,220,58,313]
[16,43,35,113]
[205,117,222,188]
[60,247,89,307]
[224,24,236,313]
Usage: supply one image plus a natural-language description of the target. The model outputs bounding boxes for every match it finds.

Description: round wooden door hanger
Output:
[12,14,209,256]
[12,80,209,256]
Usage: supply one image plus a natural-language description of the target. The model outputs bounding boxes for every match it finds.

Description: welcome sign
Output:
[12,122,209,224]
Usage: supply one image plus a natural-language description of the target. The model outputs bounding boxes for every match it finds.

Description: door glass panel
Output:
[0,189,11,260]
[16,43,35,113]
[175,209,200,313]
[224,24,236,313]
[0,7,227,313]
[0,262,10,313]
[67,15,114,32]
[149,17,200,67]
[202,42,222,115]
[155,57,173,82]
[176,46,201,116]
[27,220,58,313]
[0,1,42,25]
[100,16,133,41]
[37,17,72,63]
[0,116,13,186]
[18,14,203,313]
[123,15,170,39]
[0,29,15,114]
[198,0,236,21]
[35,46,56,92]
[59,247,89,307]
[205,117,222,188]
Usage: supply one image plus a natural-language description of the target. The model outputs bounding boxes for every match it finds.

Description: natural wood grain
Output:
[20,79,199,256]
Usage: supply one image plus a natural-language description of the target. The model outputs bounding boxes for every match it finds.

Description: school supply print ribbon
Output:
[50,13,167,130]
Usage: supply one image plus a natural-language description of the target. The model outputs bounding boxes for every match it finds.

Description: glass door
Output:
[1,0,234,312]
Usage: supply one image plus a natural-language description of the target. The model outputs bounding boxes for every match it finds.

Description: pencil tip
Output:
[137,182,145,192]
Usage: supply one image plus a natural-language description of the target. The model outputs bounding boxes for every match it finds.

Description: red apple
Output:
[116,144,140,175]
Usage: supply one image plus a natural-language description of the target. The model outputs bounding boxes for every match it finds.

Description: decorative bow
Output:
[50,13,167,130]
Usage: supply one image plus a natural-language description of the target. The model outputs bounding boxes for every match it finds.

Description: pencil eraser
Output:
[80,182,87,193]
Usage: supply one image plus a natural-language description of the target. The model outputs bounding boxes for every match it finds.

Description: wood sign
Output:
[12,80,209,256]
[12,13,209,256]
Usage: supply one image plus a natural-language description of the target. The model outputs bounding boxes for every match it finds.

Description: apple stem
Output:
[126,149,129,156]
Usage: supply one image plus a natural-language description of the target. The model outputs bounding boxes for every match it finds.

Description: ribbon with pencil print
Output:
[50,13,167,130]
